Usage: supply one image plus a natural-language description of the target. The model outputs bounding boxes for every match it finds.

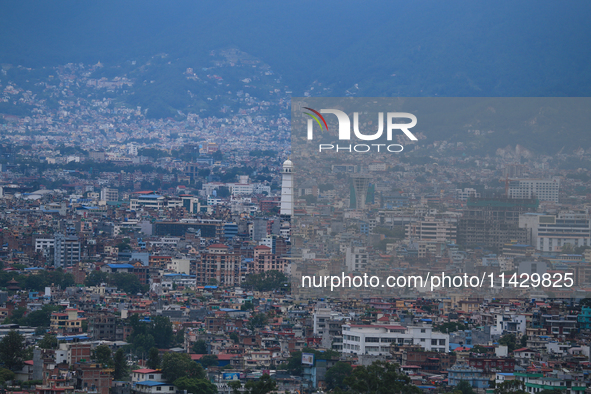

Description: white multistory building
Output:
[342,323,449,355]
[508,178,560,202]
[519,212,591,252]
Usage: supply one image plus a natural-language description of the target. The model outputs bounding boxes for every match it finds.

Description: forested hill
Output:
[1,0,590,97]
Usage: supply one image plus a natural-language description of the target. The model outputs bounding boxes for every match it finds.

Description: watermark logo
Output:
[303,108,418,153]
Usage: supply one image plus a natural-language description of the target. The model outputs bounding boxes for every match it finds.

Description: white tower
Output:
[280,159,294,217]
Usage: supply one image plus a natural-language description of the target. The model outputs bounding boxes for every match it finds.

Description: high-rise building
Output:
[197,244,241,286]
[345,246,368,272]
[53,233,80,268]
[457,197,538,251]
[508,178,560,202]
[100,187,119,202]
[280,159,294,217]
[406,217,457,243]
[350,174,371,210]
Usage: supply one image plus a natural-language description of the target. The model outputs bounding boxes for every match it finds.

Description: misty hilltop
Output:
[1,0,590,98]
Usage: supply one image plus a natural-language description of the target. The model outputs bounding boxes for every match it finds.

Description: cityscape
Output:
[1,3,591,394]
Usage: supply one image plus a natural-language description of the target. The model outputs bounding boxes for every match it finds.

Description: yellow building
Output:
[50,308,85,335]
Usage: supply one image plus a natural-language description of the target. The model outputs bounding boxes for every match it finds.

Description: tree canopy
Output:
[0,330,27,371]
[242,270,288,292]
[127,314,175,349]
[161,353,205,383]
[342,361,420,394]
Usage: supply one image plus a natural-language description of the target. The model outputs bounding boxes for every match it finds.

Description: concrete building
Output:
[100,187,119,202]
[345,246,368,272]
[53,233,81,268]
[197,244,241,286]
[342,323,448,355]
[519,212,591,252]
[457,197,537,251]
[508,178,560,202]
[405,217,457,243]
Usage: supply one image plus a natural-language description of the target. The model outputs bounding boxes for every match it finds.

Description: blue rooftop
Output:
[164,273,195,278]
[108,264,135,269]
[135,381,170,387]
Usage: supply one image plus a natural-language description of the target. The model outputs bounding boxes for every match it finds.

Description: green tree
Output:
[343,361,420,394]
[152,316,174,349]
[113,349,129,380]
[0,368,16,384]
[229,333,239,344]
[0,330,27,371]
[147,347,161,370]
[228,380,242,394]
[520,335,528,348]
[197,355,218,369]
[24,304,60,327]
[499,334,517,352]
[325,361,352,390]
[133,334,156,352]
[7,307,26,324]
[243,271,288,292]
[38,333,58,349]
[173,376,217,394]
[84,271,110,286]
[247,313,268,331]
[245,374,277,394]
[161,353,205,383]
[192,340,208,354]
[109,273,147,295]
[93,344,113,367]
[456,380,476,394]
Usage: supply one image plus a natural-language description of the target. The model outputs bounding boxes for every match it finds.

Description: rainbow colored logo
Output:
[303,107,328,131]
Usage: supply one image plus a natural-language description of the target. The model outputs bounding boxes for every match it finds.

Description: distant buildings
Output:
[508,178,560,203]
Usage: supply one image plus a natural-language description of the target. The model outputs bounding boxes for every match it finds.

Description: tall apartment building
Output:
[345,247,368,272]
[508,178,560,202]
[55,233,81,268]
[100,187,119,202]
[252,245,286,274]
[457,197,538,251]
[405,217,457,243]
[197,244,241,286]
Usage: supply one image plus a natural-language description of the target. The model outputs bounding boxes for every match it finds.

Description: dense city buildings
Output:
[0,61,591,394]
